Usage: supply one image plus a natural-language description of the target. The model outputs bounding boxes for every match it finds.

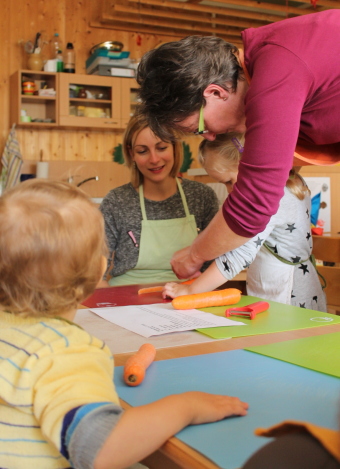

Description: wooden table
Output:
[75,288,340,469]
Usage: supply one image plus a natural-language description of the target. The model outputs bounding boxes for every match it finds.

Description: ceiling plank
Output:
[90,19,243,44]
[197,0,322,16]
[302,0,340,6]
[125,0,285,23]
[102,11,243,38]
[113,3,267,30]
[98,0,336,46]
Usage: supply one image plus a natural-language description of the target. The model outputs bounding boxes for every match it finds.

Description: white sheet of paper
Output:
[89,303,245,338]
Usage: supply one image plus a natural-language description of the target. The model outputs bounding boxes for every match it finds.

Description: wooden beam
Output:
[306,0,340,7]
[125,0,289,23]
[90,20,243,44]
[199,0,321,16]
[102,11,243,38]
[113,3,265,30]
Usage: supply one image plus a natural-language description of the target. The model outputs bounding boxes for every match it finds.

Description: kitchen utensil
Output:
[33,32,41,53]
[90,41,124,55]
[24,41,34,54]
[225,301,270,320]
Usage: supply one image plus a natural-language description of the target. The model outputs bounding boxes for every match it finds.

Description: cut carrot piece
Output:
[138,286,163,294]
[123,343,156,387]
[172,288,241,310]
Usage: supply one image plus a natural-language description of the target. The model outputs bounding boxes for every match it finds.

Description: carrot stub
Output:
[138,278,196,295]
[172,288,242,310]
[123,343,156,386]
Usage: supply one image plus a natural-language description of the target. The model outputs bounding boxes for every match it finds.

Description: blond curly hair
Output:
[0,179,107,318]
[199,133,310,200]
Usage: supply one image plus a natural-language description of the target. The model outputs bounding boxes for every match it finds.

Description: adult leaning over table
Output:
[136,9,340,280]
[99,113,219,286]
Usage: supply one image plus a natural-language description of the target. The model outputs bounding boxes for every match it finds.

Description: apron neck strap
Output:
[138,178,190,220]
[138,183,147,220]
[176,178,190,217]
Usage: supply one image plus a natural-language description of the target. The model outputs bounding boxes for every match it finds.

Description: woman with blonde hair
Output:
[99,113,219,285]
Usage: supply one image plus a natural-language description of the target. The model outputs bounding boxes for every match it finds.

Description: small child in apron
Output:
[0,179,248,469]
[163,133,327,312]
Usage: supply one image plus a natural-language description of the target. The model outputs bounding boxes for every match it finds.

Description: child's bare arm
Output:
[96,279,111,288]
[94,391,249,469]
[162,261,227,299]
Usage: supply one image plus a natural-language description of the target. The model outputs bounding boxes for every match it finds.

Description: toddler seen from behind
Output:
[0,179,248,469]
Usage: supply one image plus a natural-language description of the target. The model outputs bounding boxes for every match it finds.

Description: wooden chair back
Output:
[312,234,340,313]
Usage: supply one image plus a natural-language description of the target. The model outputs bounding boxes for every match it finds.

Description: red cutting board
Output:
[81,283,171,308]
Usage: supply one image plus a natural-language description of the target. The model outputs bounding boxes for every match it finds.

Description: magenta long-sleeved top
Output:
[223,10,340,237]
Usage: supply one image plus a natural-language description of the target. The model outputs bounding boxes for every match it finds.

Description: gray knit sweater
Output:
[99,178,219,279]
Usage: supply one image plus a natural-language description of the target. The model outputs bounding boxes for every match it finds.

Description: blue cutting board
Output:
[115,350,340,469]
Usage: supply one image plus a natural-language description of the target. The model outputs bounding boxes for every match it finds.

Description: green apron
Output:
[109,178,198,286]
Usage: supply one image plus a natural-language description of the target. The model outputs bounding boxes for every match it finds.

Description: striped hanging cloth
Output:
[0,124,23,193]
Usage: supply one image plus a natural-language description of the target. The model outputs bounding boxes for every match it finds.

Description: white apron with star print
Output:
[216,184,327,312]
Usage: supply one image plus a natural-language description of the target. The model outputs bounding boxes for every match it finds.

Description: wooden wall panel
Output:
[0,0,184,169]
[0,0,10,147]
[1,0,336,205]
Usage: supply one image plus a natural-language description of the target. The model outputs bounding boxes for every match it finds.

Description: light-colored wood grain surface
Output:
[0,0,199,164]
[114,323,340,366]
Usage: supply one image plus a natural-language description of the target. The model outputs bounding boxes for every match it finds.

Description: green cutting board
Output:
[196,295,340,339]
[245,331,340,378]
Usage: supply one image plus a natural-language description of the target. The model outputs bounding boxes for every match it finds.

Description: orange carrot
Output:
[181,279,196,285]
[172,288,241,310]
[138,278,196,295]
[138,286,163,294]
[123,343,156,386]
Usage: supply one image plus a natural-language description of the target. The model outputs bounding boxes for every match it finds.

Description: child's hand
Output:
[94,391,248,468]
[162,282,191,299]
[184,391,249,425]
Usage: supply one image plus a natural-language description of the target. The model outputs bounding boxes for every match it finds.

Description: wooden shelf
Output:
[10,71,139,130]
[59,73,138,129]
[69,98,112,104]
[10,70,58,126]
[21,96,57,104]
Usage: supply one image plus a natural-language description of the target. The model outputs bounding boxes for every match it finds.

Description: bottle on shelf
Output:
[64,43,75,73]
[51,32,62,59]
[56,50,64,72]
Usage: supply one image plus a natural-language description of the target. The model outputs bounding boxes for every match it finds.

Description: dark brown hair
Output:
[137,36,243,141]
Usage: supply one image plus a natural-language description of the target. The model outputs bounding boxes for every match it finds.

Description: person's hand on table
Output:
[162,282,191,299]
[170,245,203,280]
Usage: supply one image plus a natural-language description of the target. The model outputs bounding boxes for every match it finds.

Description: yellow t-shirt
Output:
[0,311,120,468]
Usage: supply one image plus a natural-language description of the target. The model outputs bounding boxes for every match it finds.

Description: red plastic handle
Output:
[225,301,270,320]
